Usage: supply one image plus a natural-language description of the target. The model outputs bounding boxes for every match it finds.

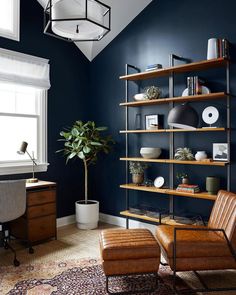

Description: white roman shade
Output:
[0,48,50,89]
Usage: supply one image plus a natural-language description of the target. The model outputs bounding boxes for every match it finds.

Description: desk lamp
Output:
[17,141,38,183]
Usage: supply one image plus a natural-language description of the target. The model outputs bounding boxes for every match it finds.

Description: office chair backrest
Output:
[208,190,236,249]
[0,180,26,223]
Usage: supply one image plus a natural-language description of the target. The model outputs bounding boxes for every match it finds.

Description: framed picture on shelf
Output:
[213,143,229,161]
[145,114,159,130]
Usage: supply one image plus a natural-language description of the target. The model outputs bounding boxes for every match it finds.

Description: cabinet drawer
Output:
[27,203,56,219]
[27,189,56,206]
[28,215,56,242]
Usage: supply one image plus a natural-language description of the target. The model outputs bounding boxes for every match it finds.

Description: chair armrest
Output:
[173,227,236,261]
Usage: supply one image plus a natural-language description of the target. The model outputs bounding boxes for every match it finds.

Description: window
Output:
[0,48,50,175]
[0,0,20,41]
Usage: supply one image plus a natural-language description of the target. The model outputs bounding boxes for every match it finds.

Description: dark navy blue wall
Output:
[1,0,236,220]
[0,0,90,218]
[89,0,236,220]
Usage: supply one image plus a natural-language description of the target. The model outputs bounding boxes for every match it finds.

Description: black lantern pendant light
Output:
[44,0,111,42]
[167,103,199,130]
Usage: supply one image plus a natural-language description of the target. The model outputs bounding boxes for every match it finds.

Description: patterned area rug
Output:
[0,258,194,295]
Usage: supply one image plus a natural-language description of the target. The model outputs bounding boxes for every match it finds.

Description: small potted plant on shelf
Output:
[174,147,194,161]
[57,120,114,230]
[176,173,189,184]
[129,161,148,185]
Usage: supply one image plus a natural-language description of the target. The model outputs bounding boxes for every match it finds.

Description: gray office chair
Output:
[0,180,26,266]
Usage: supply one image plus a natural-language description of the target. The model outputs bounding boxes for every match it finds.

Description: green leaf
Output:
[96,126,107,131]
[71,128,79,136]
[91,141,102,146]
[83,146,91,154]
[78,151,85,159]
[69,152,77,159]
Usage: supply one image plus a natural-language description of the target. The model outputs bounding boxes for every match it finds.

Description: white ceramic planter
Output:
[75,200,99,230]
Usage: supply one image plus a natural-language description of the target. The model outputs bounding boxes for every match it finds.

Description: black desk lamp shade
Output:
[167,104,199,130]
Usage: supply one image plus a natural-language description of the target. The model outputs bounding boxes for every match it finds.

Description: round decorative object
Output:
[144,86,162,100]
[182,86,210,97]
[140,147,162,159]
[167,104,199,130]
[154,176,165,188]
[202,106,219,125]
[195,151,207,161]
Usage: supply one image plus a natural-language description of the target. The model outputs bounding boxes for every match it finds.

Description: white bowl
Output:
[134,93,147,101]
[140,147,162,159]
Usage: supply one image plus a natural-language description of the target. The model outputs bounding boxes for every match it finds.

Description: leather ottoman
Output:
[99,228,160,294]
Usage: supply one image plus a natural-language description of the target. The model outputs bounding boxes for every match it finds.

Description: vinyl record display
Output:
[202,106,219,125]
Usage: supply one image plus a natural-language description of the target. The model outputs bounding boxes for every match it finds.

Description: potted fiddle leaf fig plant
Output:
[57,120,114,230]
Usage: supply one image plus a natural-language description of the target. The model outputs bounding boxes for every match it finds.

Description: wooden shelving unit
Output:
[120,58,228,81]
[120,157,229,166]
[120,92,228,107]
[120,183,217,201]
[120,127,226,134]
[120,210,197,226]
[119,56,231,228]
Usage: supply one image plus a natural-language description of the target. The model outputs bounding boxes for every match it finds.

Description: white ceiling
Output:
[37,0,152,61]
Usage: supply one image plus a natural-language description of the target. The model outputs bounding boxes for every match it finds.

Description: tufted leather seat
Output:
[156,190,236,271]
[100,228,160,276]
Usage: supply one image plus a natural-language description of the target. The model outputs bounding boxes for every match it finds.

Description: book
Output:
[176,184,200,193]
[222,39,229,58]
[187,76,205,95]
[187,77,193,95]
[176,187,200,193]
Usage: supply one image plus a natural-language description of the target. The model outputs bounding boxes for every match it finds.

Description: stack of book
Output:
[215,38,229,58]
[145,63,162,71]
[187,76,205,95]
[176,184,200,194]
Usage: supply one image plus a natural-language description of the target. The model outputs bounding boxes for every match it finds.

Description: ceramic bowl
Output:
[134,93,147,101]
[140,147,162,159]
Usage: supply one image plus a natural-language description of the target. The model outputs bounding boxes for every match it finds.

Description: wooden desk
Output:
[10,181,57,246]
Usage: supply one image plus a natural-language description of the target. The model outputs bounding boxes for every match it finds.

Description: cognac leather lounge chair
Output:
[156,190,236,293]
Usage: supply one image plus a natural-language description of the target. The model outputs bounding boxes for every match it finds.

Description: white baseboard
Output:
[57,214,75,228]
[57,213,156,234]
[99,213,156,234]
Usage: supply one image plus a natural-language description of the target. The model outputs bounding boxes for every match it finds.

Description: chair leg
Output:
[3,239,20,267]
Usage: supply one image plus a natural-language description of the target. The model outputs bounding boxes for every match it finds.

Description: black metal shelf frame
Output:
[122,56,231,229]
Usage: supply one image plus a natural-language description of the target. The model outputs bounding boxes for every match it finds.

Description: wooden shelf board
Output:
[120,127,226,134]
[120,58,229,81]
[120,157,228,166]
[120,183,217,201]
[120,211,198,226]
[120,210,160,223]
[119,92,228,107]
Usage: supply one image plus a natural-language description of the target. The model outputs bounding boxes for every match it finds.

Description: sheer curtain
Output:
[0,48,50,89]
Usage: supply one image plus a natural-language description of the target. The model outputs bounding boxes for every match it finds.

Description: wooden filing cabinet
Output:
[10,181,57,245]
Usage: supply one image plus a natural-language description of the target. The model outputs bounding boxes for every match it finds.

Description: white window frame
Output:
[0,90,48,176]
[0,0,20,41]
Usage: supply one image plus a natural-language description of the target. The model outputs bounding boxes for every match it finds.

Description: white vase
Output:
[75,200,99,230]
[207,38,218,60]
[195,151,207,161]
